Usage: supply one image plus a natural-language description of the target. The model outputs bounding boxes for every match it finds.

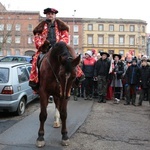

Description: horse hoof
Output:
[53,122,61,128]
[36,140,45,148]
[61,139,70,146]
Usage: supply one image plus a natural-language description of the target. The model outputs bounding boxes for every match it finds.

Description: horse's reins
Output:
[46,56,60,85]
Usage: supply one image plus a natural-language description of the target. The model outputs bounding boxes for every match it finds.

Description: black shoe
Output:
[132,103,136,106]
[29,81,39,90]
[124,103,130,105]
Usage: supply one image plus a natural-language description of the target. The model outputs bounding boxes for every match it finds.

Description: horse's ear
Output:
[72,54,81,67]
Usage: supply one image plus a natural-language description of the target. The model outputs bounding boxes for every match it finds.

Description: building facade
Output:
[0,10,40,56]
[0,3,148,57]
[82,18,147,56]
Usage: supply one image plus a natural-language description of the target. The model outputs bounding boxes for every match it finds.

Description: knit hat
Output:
[85,51,92,57]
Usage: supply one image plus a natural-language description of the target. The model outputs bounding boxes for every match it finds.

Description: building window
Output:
[74,25,78,32]
[6,49,11,55]
[142,36,145,45]
[108,35,114,44]
[0,36,3,43]
[98,24,104,31]
[73,35,79,45]
[87,35,93,44]
[130,25,135,32]
[0,49,3,56]
[142,26,145,32]
[0,24,4,31]
[28,36,32,44]
[109,25,114,31]
[15,24,21,31]
[129,36,135,45]
[119,36,124,45]
[98,35,104,44]
[6,36,12,43]
[6,24,12,31]
[28,24,33,31]
[88,24,93,31]
[119,25,124,32]
[15,36,21,43]
[15,49,20,55]
[119,50,124,55]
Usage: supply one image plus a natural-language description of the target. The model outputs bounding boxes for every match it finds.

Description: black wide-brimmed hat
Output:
[100,52,110,57]
[43,8,58,14]
[113,54,122,60]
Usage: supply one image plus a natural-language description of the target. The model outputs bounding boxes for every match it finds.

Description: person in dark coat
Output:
[138,59,150,106]
[110,54,124,103]
[124,58,140,105]
[82,51,96,100]
[94,52,110,103]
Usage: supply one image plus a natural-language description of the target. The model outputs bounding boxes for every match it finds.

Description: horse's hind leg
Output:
[60,99,70,146]
[53,96,61,128]
[36,96,48,148]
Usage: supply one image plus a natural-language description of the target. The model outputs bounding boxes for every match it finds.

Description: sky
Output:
[1,0,150,32]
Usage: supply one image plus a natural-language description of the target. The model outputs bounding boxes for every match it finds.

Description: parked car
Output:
[0,55,32,63]
[0,62,38,115]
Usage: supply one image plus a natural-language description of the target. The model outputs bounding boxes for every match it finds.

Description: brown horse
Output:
[36,41,80,147]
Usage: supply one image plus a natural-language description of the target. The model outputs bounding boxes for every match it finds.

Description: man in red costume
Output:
[29,8,84,91]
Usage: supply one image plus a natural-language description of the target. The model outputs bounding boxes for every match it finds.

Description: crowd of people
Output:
[74,50,150,106]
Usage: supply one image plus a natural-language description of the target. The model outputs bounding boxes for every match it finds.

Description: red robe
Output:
[30,19,83,83]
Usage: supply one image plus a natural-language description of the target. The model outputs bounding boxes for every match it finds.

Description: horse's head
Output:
[50,41,80,74]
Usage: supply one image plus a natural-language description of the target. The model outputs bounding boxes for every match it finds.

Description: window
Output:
[0,36,3,43]
[6,24,12,31]
[142,26,145,32]
[6,49,11,55]
[74,25,78,32]
[108,35,114,44]
[142,36,145,45]
[0,24,4,31]
[15,24,21,31]
[0,68,9,83]
[88,24,93,31]
[28,24,33,31]
[119,25,124,32]
[6,36,12,43]
[98,35,104,44]
[87,35,93,44]
[129,36,135,45]
[15,36,21,43]
[17,67,29,83]
[130,25,135,32]
[98,24,103,31]
[15,49,20,55]
[73,35,79,45]
[0,49,3,56]
[119,50,124,55]
[28,36,32,44]
[109,25,114,31]
[119,36,124,45]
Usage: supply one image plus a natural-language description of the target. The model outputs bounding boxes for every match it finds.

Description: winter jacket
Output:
[82,57,96,77]
[94,58,110,78]
[125,64,140,85]
[139,65,150,88]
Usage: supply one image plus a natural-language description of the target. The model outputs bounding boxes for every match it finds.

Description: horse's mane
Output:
[50,42,73,73]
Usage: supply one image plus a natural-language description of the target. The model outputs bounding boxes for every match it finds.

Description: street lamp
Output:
[72,10,76,49]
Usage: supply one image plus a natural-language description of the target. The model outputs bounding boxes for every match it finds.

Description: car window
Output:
[0,68,9,83]
[0,57,13,62]
[18,57,26,62]
[17,66,29,83]
[26,66,32,74]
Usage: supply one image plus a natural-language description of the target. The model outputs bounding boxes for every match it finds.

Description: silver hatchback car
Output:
[0,62,38,115]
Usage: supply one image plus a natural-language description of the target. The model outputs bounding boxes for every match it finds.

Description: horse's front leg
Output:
[36,95,48,148]
[60,98,69,146]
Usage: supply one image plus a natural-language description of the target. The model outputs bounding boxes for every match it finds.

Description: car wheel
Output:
[16,97,26,116]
